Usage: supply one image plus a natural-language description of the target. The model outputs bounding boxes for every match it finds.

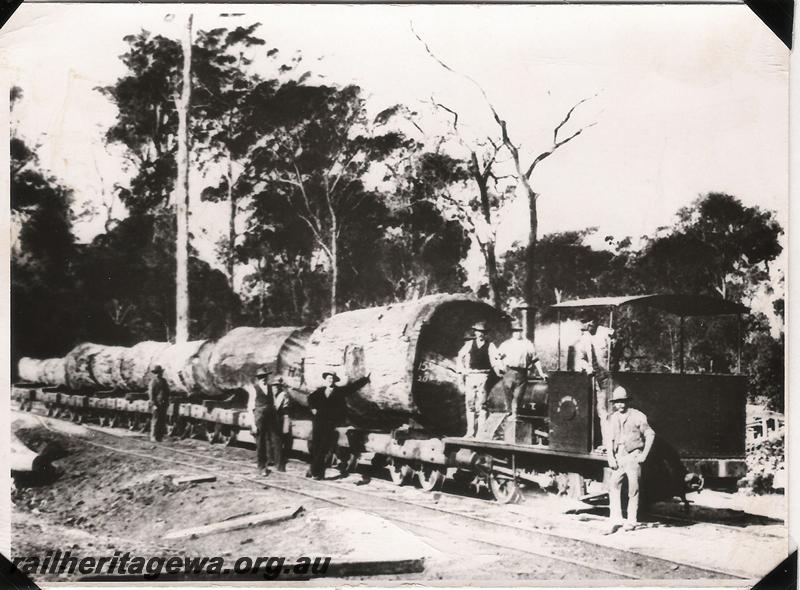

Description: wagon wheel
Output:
[181,419,195,439]
[334,450,359,475]
[556,472,586,499]
[217,426,234,446]
[417,463,446,492]
[166,414,183,438]
[388,459,413,486]
[489,473,522,504]
[138,415,151,434]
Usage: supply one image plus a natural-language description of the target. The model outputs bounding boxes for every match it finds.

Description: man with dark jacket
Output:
[252,369,281,476]
[307,371,370,480]
[148,365,170,442]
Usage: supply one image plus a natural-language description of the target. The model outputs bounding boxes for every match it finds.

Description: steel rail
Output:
[27,411,750,580]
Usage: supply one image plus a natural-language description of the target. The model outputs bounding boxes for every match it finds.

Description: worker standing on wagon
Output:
[606,386,655,533]
[252,369,281,476]
[272,376,292,472]
[496,321,548,416]
[457,322,500,437]
[148,365,169,442]
[307,371,371,480]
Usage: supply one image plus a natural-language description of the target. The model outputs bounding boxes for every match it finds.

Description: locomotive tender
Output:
[12,293,747,504]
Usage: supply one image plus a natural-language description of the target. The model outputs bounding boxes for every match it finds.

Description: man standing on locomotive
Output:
[574,312,614,425]
[457,322,500,437]
[496,320,547,416]
[307,370,370,480]
[148,365,170,442]
[606,385,655,533]
[252,369,281,476]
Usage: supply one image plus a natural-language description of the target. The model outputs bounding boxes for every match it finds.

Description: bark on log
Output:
[64,343,106,390]
[184,340,223,399]
[41,358,67,386]
[118,341,170,391]
[17,358,43,383]
[90,346,128,389]
[303,293,509,433]
[155,340,206,394]
[203,327,308,393]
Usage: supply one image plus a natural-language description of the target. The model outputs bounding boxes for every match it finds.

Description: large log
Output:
[198,327,309,398]
[184,340,223,398]
[155,340,206,394]
[64,343,106,390]
[90,346,128,389]
[41,358,67,386]
[17,357,43,383]
[118,341,170,391]
[303,294,509,433]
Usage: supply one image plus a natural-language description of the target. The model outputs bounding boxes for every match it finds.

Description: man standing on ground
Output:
[272,376,292,472]
[252,369,281,476]
[496,320,548,416]
[457,322,500,437]
[307,371,370,480]
[148,365,169,442]
[606,385,655,533]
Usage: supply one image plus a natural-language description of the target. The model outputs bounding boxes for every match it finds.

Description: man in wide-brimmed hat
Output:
[252,368,281,476]
[272,376,292,472]
[457,321,501,437]
[307,369,370,479]
[496,320,547,416]
[605,385,655,533]
[148,365,169,442]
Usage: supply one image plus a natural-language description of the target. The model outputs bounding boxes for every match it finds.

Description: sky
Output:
[1,3,789,282]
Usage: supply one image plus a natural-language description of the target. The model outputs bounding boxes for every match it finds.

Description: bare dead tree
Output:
[414,25,597,311]
[429,98,509,308]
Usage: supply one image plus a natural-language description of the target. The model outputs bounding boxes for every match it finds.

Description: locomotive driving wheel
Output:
[417,463,446,492]
[489,473,522,504]
[388,458,413,486]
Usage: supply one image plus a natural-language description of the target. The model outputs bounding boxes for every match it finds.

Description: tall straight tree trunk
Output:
[174,13,193,343]
[329,230,338,317]
[226,155,236,291]
[521,181,538,321]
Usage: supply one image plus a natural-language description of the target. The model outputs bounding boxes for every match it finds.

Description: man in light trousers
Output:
[606,385,655,533]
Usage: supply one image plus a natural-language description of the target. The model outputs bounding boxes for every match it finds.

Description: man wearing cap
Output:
[272,377,292,472]
[307,370,371,480]
[606,385,655,532]
[496,321,547,416]
[252,369,281,476]
[457,322,500,437]
[148,365,170,442]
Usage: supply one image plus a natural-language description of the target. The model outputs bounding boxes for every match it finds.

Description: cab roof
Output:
[550,294,748,317]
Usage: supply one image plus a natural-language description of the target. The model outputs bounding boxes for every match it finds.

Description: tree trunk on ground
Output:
[174,13,193,343]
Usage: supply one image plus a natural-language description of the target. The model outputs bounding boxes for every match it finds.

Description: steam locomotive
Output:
[12,293,747,504]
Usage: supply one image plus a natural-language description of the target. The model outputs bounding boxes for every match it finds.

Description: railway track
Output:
[21,409,750,581]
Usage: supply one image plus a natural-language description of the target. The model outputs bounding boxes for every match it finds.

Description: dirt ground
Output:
[10,415,788,584]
